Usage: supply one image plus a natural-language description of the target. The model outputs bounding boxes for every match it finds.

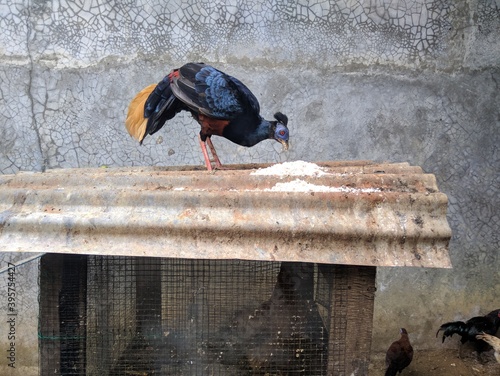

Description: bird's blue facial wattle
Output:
[275,123,289,150]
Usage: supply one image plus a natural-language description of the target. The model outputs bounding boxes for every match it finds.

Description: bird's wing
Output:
[171,63,260,120]
[125,84,157,142]
[385,341,402,363]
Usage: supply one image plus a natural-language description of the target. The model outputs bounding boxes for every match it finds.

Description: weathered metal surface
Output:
[0,161,451,267]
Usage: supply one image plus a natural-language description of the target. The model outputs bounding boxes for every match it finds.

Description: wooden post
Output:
[322,265,376,375]
[39,255,63,376]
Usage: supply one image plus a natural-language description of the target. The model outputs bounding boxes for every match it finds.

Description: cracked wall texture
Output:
[0,0,499,373]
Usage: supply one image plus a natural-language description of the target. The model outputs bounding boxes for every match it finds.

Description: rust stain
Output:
[0,161,452,268]
[178,208,195,220]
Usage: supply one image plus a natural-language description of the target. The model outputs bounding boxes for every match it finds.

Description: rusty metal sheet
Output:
[0,161,452,267]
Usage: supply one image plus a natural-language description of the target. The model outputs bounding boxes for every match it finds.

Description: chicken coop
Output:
[0,161,451,375]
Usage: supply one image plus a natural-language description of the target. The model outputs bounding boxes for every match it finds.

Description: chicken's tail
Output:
[384,364,398,376]
[436,321,467,343]
[125,71,184,143]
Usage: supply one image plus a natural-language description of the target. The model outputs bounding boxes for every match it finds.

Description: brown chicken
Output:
[385,328,414,376]
[476,332,500,363]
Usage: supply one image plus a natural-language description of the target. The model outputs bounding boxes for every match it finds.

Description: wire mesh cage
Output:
[40,254,335,375]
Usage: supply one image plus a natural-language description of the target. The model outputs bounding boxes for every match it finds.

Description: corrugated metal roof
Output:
[0,161,451,267]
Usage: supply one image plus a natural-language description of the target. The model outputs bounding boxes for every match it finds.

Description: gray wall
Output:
[0,0,499,372]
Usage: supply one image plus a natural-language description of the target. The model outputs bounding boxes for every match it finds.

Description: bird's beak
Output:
[279,139,289,151]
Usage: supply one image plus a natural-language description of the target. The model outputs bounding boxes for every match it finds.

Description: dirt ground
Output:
[369,347,499,376]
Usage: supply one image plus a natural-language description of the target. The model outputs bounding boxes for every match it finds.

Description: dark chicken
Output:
[125,62,289,171]
[436,309,500,357]
[385,328,414,376]
[209,262,327,374]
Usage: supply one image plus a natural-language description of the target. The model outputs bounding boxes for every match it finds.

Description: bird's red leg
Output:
[198,135,213,171]
[206,137,224,169]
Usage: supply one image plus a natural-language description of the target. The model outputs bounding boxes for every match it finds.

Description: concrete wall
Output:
[0,0,499,373]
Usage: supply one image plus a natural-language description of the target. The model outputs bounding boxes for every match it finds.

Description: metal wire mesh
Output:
[40,254,88,375]
[39,254,331,375]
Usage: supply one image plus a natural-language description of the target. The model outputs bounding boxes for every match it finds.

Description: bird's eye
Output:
[279,130,286,136]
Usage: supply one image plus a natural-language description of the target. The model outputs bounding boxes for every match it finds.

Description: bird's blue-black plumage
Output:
[144,76,171,118]
[131,62,289,169]
[194,66,260,119]
[437,309,500,355]
[143,76,184,137]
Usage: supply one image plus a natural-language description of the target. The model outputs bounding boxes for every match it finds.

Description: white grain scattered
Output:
[251,160,328,177]
[266,179,381,193]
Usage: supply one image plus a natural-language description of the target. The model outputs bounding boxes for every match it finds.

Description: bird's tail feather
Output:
[144,77,183,137]
[436,321,467,342]
[126,72,184,143]
[125,84,156,142]
[384,364,398,376]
